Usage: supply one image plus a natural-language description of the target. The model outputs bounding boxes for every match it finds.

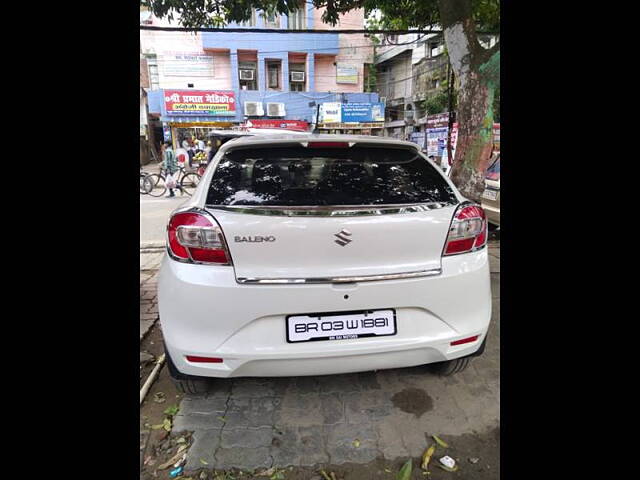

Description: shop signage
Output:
[164,90,236,116]
[426,112,454,129]
[246,119,310,131]
[409,131,426,149]
[341,103,385,123]
[426,127,448,156]
[336,63,358,84]
[318,102,342,123]
[160,53,214,77]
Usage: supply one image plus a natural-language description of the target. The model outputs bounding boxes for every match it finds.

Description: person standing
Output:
[182,136,194,167]
[162,141,179,198]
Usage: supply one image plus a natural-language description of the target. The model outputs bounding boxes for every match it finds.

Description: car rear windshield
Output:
[205,145,457,206]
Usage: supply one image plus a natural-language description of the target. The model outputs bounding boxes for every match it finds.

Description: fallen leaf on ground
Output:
[257,467,275,477]
[397,459,412,480]
[432,435,449,448]
[173,453,186,467]
[352,439,361,448]
[468,457,480,464]
[384,468,391,473]
[164,405,179,416]
[421,445,436,470]
[200,458,209,465]
[158,450,188,470]
[153,392,166,403]
[163,417,172,432]
[319,470,332,480]
[437,464,459,472]
[176,437,187,444]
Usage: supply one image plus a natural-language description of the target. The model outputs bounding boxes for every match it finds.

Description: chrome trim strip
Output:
[206,202,455,217]
[236,268,442,284]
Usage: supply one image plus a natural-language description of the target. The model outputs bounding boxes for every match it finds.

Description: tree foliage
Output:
[142,0,498,32]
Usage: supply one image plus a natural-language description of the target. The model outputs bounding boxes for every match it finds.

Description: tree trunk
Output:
[438,0,499,202]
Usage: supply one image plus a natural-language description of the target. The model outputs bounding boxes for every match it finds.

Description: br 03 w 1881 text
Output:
[294,317,390,333]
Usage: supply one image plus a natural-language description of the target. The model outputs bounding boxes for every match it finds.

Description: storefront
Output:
[316,102,385,135]
[160,89,239,150]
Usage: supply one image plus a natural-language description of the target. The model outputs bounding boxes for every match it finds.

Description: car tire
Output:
[165,347,211,394]
[429,356,472,376]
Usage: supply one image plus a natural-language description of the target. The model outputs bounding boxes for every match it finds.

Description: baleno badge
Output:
[334,229,352,246]
[234,235,276,243]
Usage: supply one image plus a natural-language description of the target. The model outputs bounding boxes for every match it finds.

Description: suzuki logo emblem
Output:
[334,229,352,246]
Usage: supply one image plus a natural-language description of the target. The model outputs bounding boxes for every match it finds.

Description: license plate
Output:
[482,189,498,200]
[286,309,397,343]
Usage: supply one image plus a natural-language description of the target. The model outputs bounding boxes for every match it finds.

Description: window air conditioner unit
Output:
[290,71,305,82]
[267,102,286,117]
[239,69,255,81]
[244,101,264,116]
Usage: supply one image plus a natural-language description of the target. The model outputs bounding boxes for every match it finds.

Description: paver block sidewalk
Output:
[140,272,159,342]
[140,251,165,271]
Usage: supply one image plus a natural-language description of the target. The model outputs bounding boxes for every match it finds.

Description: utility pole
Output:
[446,61,455,167]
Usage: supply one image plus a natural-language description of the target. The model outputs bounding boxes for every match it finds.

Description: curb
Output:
[141,241,164,250]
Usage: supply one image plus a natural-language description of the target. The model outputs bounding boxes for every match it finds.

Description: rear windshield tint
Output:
[205,145,457,206]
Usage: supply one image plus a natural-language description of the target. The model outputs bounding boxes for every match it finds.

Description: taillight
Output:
[443,204,487,256]
[167,211,231,265]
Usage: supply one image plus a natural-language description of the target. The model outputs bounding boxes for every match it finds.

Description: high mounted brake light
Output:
[443,204,487,256]
[305,141,351,148]
[167,211,232,265]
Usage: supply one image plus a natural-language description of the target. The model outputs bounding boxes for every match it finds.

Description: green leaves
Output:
[432,434,449,448]
[397,459,412,480]
[164,405,180,417]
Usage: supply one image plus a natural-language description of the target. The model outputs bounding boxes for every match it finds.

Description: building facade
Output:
[374,30,497,153]
[140,4,379,148]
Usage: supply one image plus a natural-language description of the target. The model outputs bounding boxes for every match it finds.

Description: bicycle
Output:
[145,165,202,197]
[140,168,154,195]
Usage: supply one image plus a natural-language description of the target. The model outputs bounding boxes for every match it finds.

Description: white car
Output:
[158,134,491,393]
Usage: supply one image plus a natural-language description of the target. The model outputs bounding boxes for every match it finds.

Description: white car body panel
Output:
[158,134,491,378]
[210,207,455,281]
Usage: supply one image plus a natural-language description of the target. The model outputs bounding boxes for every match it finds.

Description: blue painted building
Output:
[143,4,380,136]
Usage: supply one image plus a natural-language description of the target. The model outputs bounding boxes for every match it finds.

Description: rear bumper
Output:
[158,248,492,378]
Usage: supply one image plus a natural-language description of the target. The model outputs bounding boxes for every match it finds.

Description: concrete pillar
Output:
[307,53,315,92]
[282,55,290,93]
[230,49,240,91]
[258,53,266,92]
